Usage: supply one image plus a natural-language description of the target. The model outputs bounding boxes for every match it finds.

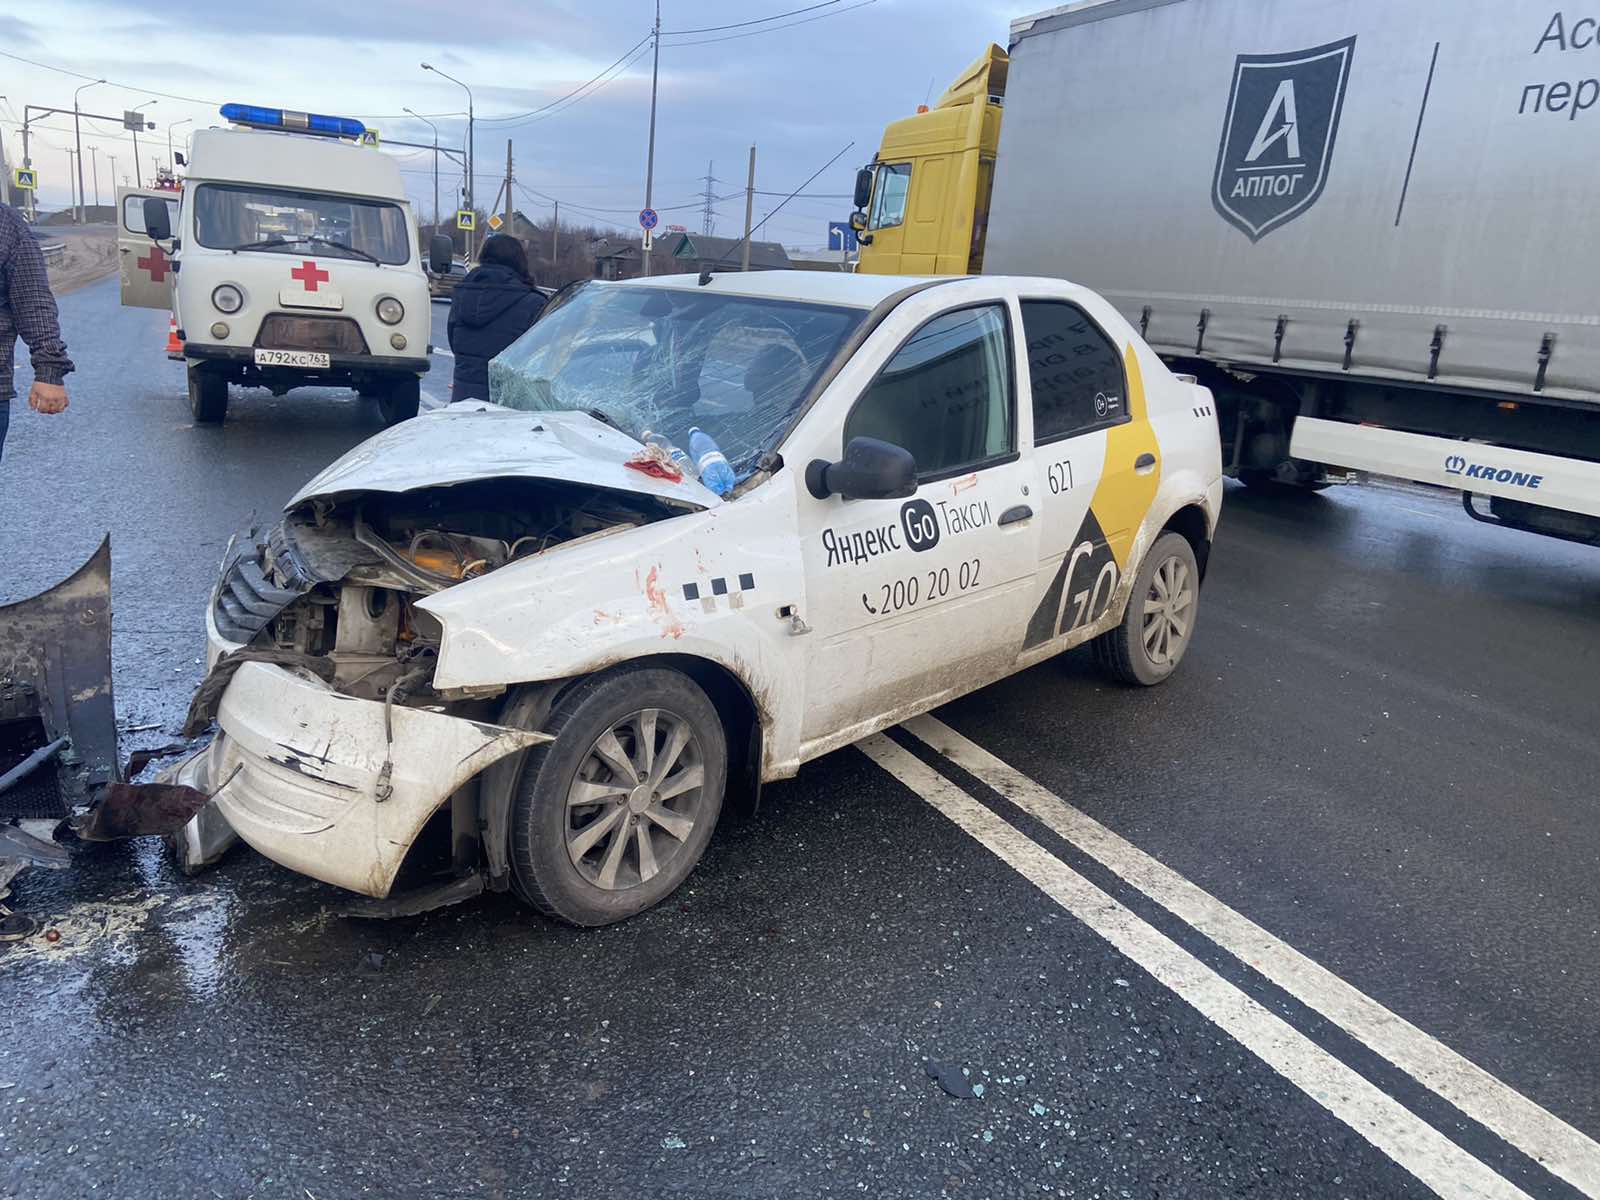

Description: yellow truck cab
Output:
[853,46,1008,276]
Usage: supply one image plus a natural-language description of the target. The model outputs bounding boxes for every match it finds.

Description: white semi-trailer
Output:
[860,0,1600,545]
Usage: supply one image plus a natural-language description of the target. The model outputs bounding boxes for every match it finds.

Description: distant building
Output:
[591,231,793,280]
[786,248,855,273]
[592,236,643,280]
[663,232,790,273]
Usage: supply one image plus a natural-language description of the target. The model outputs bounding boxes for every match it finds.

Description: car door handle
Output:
[998,504,1033,526]
[1134,453,1157,474]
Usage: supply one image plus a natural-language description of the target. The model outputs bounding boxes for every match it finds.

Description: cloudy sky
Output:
[2,0,1017,248]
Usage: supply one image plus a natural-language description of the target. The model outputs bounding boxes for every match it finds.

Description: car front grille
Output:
[256,314,369,355]
[214,547,302,644]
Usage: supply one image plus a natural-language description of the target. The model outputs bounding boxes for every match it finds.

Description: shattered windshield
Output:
[488,284,864,479]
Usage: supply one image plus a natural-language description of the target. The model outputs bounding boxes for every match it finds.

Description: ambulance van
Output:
[120,104,445,426]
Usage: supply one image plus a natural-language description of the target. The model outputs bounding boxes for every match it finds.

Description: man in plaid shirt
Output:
[1,200,74,459]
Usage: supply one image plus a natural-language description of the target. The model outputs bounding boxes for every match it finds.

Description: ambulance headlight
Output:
[375,296,405,325]
[212,284,244,314]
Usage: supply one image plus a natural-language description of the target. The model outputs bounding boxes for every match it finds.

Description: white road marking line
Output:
[858,733,1531,1200]
[902,714,1600,1199]
[432,347,453,357]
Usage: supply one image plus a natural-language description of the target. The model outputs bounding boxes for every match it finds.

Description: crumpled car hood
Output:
[288,405,724,510]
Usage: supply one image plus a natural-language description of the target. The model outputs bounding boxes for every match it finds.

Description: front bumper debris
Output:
[167,661,547,898]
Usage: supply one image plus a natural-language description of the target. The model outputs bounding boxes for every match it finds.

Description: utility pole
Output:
[503,139,513,243]
[742,144,757,272]
[641,0,661,277]
[90,147,99,210]
[108,153,118,190]
[65,149,77,216]
[21,115,33,220]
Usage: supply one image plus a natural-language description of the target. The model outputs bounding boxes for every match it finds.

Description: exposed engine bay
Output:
[212,476,686,705]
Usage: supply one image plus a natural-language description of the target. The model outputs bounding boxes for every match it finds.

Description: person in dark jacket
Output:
[0,201,73,461]
[446,234,546,404]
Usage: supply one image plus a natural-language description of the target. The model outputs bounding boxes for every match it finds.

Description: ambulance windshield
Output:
[193,183,411,265]
[488,283,865,480]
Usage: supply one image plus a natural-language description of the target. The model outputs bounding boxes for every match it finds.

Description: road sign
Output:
[641,228,653,251]
[487,213,504,231]
[827,221,859,252]
[638,207,659,231]
[359,129,381,148]
[12,168,37,191]
[456,209,476,231]
[666,223,688,232]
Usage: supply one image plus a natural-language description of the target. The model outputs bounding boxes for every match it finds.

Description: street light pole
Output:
[73,78,105,224]
[130,100,157,187]
[404,107,440,230]
[641,0,661,277]
[90,146,99,209]
[421,65,474,261]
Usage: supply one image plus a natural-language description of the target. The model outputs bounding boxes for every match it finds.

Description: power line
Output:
[662,0,879,48]
[477,34,652,126]
[660,0,840,35]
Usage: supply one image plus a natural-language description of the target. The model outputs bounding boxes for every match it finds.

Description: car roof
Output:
[606,270,1100,310]
[610,269,946,309]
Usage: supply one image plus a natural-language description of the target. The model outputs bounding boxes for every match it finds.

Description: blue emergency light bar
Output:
[219,103,366,140]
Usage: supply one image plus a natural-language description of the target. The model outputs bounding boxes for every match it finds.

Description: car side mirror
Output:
[141,197,172,242]
[853,166,874,210]
[175,152,187,167]
[805,436,917,501]
[429,234,454,275]
[848,210,868,234]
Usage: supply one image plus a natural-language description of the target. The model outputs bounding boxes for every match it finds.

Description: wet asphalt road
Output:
[2,278,1598,1199]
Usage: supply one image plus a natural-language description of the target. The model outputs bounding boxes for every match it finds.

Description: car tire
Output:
[509,666,727,926]
[1092,531,1200,686]
[188,366,228,424]
[378,377,421,425]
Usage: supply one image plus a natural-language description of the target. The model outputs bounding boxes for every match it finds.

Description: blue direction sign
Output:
[827,221,858,252]
[639,207,659,231]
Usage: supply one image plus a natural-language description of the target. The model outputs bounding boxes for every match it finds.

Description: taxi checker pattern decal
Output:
[1024,344,1163,650]
[683,573,756,613]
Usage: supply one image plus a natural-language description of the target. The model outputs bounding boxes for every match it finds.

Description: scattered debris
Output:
[125,743,193,778]
[661,1134,687,1150]
[923,1059,977,1099]
[361,951,385,972]
[422,993,442,1016]
[44,928,61,943]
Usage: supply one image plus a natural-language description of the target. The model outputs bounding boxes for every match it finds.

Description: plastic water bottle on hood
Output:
[689,427,736,497]
[642,430,697,479]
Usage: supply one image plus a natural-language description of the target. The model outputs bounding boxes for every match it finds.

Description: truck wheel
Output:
[188,366,228,424]
[378,377,421,425]
[510,666,726,926]
[1092,531,1200,686]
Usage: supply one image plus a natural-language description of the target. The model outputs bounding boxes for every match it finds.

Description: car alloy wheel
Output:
[563,708,706,891]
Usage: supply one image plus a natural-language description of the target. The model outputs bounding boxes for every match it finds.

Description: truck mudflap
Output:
[0,539,118,826]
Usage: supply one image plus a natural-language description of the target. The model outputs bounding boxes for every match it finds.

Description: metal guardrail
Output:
[40,242,66,268]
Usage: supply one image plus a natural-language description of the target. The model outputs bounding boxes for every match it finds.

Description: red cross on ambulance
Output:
[281,258,342,310]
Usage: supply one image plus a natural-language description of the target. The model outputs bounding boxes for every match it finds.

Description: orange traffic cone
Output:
[164,317,184,360]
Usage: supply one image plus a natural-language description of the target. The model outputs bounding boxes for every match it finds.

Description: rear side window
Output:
[844,304,1014,479]
[1021,301,1128,442]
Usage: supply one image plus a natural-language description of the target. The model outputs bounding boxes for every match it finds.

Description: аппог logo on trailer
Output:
[1212,36,1357,242]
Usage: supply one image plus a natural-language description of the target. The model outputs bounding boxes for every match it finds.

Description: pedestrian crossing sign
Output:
[13,168,37,191]
[456,209,476,231]
[359,129,380,148]
[487,214,503,231]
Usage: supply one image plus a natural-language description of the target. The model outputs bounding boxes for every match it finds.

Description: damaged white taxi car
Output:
[169,271,1223,924]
